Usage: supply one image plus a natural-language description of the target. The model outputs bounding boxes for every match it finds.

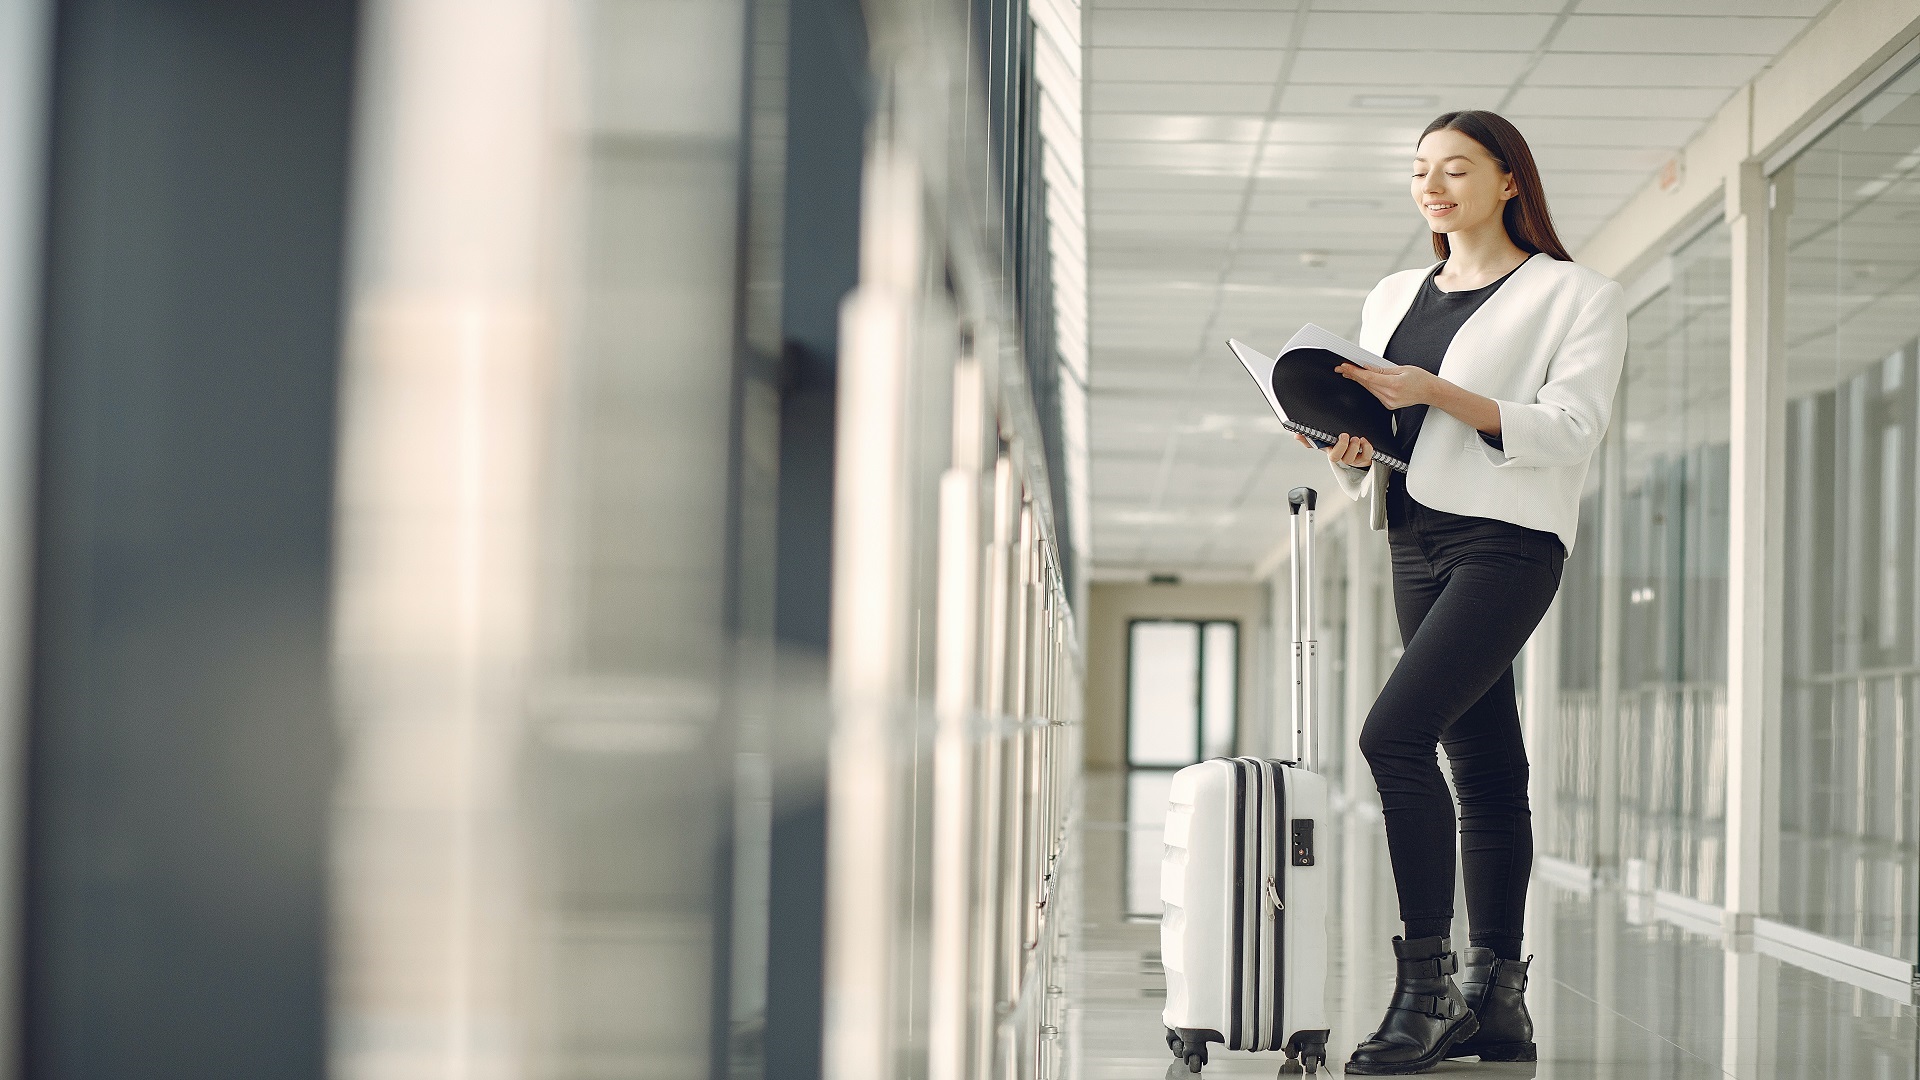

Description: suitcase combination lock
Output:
[1290,819,1316,866]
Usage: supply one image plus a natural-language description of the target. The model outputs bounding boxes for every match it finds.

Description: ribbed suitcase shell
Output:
[1161,757,1330,1067]
[1161,486,1331,1071]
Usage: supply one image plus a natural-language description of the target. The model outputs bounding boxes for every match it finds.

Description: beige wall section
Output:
[1084,581,1268,771]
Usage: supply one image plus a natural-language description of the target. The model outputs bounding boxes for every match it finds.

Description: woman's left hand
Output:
[1337,362,1443,410]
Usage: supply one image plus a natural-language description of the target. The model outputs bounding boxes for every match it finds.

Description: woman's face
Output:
[1410,127,1516,238]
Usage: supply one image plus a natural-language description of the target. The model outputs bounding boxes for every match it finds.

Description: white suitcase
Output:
[1161,487,1332,1074]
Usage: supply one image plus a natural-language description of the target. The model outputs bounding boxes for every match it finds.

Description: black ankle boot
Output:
[1345,935,1480,1075]
[1446,948,1537,1061]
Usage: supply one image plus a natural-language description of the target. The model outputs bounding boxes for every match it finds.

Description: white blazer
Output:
[1328,252,1628,556]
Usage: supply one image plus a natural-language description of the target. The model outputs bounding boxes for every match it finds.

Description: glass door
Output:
[1126,618,1239,767]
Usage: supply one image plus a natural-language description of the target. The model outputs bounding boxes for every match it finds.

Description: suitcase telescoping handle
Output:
[1287,486,1317,771]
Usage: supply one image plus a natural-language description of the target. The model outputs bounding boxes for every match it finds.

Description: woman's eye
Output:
[1447,171,1465,177]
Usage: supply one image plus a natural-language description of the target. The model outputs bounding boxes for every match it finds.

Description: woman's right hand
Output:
[1293,431,1372,468]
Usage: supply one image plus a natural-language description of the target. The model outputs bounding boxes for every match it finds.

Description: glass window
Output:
[1126,619,1239,767]
[1773,56,1920,965]
[1545,221,1733,905]
[1551,441,1607,869]
[1614,223,1733,905]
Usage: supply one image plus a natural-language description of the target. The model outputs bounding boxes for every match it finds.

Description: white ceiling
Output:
[1084,0,1835,579]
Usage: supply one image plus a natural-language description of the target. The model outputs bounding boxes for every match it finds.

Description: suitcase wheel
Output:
[1165,1028,1183,1057]
[1184,1051,1204,1074]
[1282,1033,1329,1074]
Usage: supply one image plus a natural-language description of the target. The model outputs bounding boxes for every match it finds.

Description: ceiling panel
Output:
[1507,116,1706,148]
[1083,0,1821,578]
[1092,188,1252,212]
[1090,81,1278,114]
[1526,50,1765,87]
[1090,113,1268,142]
[1090,47,1284,83]
[1552,14,1809,55]
[1090,141,1261,171]
[1275,85,1508,114]
[1088,9,1296,48]
[1313,0,1565,10]
[1088,169,1254,192]
[1289,49,1536,85]
[1503,84,1741,119]
[1300,11,1556,51]
[1527,145,1673,172]
[1575,0,1828,13]
[1092,0,1290,8]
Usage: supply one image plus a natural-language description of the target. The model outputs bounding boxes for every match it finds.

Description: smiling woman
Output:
[1299,110,1629,1076]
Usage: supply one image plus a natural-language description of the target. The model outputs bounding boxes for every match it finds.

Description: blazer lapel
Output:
[1432,251,1548,390]
[1357,262,1436,355]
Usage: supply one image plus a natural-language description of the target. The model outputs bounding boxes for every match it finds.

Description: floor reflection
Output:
[1069,770,1919,1079]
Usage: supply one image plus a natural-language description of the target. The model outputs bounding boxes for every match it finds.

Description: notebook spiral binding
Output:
[1284,419,1409,473]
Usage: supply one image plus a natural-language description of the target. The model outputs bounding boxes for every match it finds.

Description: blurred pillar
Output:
[327,0,561,1073]
[766,1,870,1077]
[331,0,800,1077]
[1720,161,1785,940]
[26,3,359,1076]
[0,2,51,1077]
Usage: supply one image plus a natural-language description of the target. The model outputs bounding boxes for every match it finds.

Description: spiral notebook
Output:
[1228,327,1411,473]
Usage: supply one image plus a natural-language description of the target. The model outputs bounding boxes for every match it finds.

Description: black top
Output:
[1382,259,1524,459]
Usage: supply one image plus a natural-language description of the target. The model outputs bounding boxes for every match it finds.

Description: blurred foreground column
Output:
[328,1,560,1075]
[329,0,778,1077]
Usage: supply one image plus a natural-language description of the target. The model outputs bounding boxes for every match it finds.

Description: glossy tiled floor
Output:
[1068,771,1918,1079]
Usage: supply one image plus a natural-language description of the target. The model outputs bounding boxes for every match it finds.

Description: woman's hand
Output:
[1337,362,1505,437]
[1337,362,1441,409]
[1294,431,1373,468]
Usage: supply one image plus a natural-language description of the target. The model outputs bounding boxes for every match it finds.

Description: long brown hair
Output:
[1419,111,1571,262]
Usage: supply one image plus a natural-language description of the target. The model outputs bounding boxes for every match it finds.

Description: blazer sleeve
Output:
[1478,279,1628,469]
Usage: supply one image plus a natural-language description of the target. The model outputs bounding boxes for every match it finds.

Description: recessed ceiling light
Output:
[1352,94,1439,111]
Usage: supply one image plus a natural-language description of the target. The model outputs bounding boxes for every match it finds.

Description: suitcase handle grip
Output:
[1286,488,1317,770]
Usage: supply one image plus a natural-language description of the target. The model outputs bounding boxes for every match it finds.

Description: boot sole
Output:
[1446,1040,1537,1062]
[1344,1015,1481,1075]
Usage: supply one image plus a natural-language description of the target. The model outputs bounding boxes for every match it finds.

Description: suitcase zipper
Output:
[1265,877,1283,914]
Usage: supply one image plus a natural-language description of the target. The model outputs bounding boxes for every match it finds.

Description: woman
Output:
[1298,111,1626,1074]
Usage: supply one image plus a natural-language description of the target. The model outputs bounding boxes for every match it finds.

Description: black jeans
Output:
[1361,476,1565,956]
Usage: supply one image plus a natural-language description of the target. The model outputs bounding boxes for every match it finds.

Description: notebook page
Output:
[1280,323,1394,371]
